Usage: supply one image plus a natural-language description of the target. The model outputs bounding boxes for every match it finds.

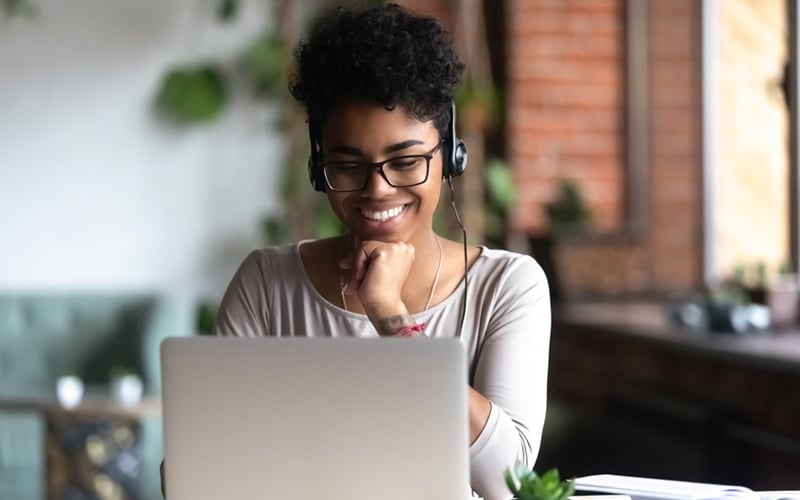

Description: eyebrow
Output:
[327,139,425,157]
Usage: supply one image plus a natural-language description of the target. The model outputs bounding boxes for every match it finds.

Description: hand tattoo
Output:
[377,314,415,336]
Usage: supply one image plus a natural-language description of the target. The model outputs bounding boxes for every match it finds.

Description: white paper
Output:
[758,492,800,500]
[574,474,759,500]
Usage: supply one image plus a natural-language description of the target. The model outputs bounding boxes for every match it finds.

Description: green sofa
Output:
[0,292,195,499]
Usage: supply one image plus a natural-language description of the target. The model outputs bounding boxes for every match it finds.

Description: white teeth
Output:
[361,206,404,222]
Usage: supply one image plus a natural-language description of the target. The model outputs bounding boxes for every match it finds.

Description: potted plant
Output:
[505,465,574,500]
[741,261,799,330]
[529,178,592,302]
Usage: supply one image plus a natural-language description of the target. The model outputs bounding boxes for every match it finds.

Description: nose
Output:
[362,166,395,195]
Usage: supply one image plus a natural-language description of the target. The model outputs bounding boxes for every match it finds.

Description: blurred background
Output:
[1,0,799,498]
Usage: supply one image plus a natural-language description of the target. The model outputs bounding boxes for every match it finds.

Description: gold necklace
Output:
[338,235,443,312]
[425,235,444,310]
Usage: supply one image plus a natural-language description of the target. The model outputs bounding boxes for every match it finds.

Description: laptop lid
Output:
[160,336,469,500]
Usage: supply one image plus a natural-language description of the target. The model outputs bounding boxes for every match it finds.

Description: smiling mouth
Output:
[359,205,406,222]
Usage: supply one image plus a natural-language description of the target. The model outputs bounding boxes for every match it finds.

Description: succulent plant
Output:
[505,464,574,500]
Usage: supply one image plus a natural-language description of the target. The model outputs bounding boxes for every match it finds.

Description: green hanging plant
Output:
[455,78,503,132]
[156,64,227,124]
[240,32,285,98]
[216,0,238,22]
[1,0,37,17]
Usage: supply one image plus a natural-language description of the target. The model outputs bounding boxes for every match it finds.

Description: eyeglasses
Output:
[321,139,445,192]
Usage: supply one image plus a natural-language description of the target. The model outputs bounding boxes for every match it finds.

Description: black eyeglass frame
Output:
[320,139,446,192]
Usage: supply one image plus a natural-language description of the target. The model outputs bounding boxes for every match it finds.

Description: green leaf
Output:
[1,0,38,18]
[485,158,516,213]
[260,215,287,245]
[505,465,572,500]
[546,179,590,233]
[454,78,503,131]
[240,32,285,97]
[316,204,344,239]
[505,468,520,496]
[541,468,559,488]
[216,0,237,21]
[156,64,227,124]
[195,301,219,335]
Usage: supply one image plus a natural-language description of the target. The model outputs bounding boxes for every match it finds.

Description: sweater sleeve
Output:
[213,249,272,338]
[469,254,551,500]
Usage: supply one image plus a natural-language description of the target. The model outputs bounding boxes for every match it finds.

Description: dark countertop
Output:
[554,301,800,375]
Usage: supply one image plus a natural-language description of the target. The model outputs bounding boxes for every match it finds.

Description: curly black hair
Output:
[289,3,464,139]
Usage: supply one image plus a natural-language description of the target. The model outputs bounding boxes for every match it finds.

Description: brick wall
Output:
[402,0,705,292]
[506,0,703,292]
[507,0,625,234]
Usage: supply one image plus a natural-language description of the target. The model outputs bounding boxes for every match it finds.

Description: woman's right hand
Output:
[339,238,416,333]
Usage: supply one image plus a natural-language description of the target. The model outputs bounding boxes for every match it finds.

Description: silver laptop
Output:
[160,336,469,500]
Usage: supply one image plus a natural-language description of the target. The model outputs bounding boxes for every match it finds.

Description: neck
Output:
[411,231,442,262]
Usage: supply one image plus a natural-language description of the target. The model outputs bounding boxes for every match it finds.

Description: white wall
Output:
[0,0,290,296]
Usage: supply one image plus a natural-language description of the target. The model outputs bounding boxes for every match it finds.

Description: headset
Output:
[307,101,468,192]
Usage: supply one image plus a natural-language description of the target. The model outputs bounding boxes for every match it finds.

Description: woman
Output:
[213,4,551,499]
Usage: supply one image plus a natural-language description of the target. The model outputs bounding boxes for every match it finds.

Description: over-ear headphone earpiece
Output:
[450,140,467,177]
[307,121,327,192]
[445,102,467,179]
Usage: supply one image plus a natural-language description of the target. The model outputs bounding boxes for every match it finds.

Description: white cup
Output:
[56,375,84,409]
[111,373,143,406]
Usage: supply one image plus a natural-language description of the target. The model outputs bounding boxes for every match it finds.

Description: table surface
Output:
[0,391,161,418]
[555,301,800,375]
